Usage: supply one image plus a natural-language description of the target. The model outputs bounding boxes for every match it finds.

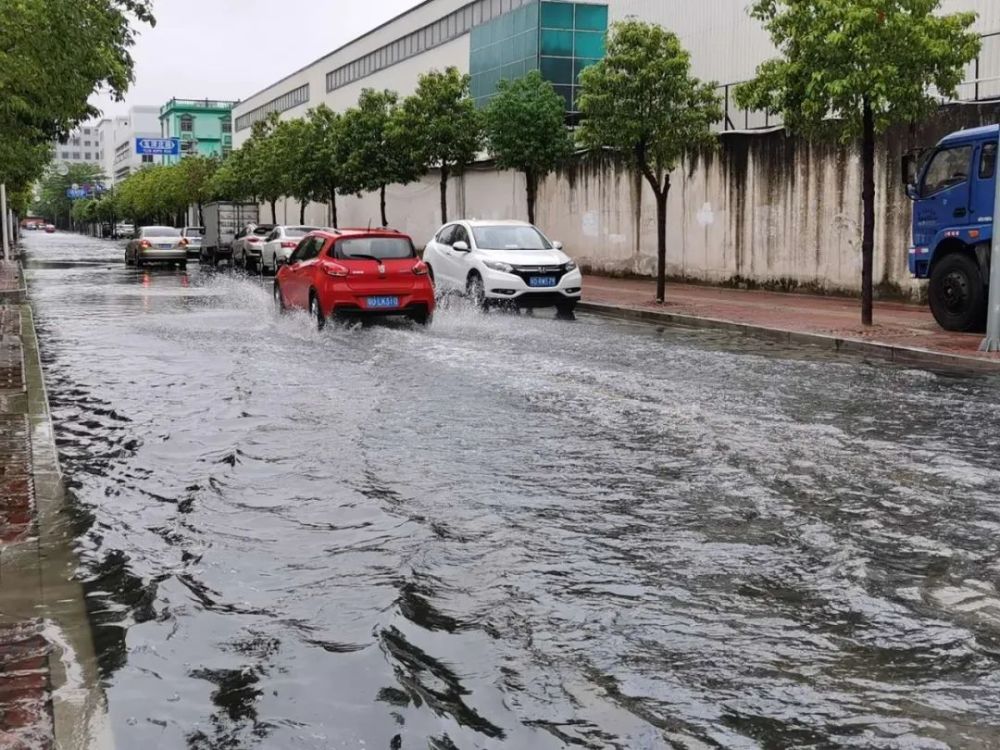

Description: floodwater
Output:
[18,231,1000,749]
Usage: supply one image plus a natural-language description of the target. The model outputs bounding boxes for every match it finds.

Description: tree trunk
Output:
[300,200,306,224]
[329,190,339,228]
[655,185,669,304]
[270,199,277,224]
[861,98,876,327]
[380,184,388,227]
[439,165,449,225]
[525,170,537,225]
[197,202,204,226]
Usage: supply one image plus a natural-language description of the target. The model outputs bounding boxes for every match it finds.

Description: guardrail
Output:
[160,98,239,116]
[717,30,1000,133]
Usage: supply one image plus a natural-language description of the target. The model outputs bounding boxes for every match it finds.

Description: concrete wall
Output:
[272,101,1000,301]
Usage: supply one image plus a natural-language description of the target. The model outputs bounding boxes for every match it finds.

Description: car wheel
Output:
[929,252,987,332]
[273,283,286,313]
[310,293,326,330]
[411,310,433,326]
[179,261,187,271]
[466,273,487,311]
[556,300,577,318]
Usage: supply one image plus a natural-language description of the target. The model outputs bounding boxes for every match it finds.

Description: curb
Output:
[579,301,1000,374]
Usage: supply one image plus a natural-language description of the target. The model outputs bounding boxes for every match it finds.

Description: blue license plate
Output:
[529,276,557,288]
[367,295,399,309]
[157,243,173,249]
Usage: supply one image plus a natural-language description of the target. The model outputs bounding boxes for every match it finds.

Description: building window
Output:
[71,137,80,146]
[72,151,81,159]
[180,114,194,132]
[84,152,92,160]
[142,155,154,163]
[235,83,310,131]
[221,119,232,133]
[61,152,69,159]
[84,140,91,147]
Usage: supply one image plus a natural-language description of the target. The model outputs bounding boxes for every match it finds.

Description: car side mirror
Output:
[552,241,564,250]
[453,241,470,252]
[277,256,289,266]
[905,183,920,201]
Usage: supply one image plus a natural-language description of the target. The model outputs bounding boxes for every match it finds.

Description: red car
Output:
[274,228,434,327]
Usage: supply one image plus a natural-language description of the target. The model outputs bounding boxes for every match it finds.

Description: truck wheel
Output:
[929,252,987,332]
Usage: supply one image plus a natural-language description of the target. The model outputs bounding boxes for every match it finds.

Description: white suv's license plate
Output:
[529,276,557,288]
[367,296,399,309]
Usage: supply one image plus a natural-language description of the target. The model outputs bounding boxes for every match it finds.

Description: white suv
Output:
[423,220,582,315]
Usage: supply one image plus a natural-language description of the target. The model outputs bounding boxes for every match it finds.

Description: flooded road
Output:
[20,231,1000,749]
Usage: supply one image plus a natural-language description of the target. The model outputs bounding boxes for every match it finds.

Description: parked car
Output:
[232,223,275,272]
[44,224,56,234]
[260,225,320,274]
[114,222,134,239]
[181,227,205,259]
[125,226,188,268]
[422,220,582,315]
[274,228,434,327]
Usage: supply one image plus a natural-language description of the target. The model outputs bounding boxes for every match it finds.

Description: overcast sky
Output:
[90,0,417,117]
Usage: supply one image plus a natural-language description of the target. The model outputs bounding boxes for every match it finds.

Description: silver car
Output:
[125,226,188,268]
[260,225,320,274]
[181,226,204,259]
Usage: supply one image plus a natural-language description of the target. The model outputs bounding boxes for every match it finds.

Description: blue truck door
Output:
[915,143,975,247]
[971,141,996,227]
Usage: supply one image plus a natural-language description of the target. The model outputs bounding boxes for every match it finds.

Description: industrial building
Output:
[50,121,108,171]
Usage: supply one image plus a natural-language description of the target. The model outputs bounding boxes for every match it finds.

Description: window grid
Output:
[235,84,310,132]
[325,0,533,93]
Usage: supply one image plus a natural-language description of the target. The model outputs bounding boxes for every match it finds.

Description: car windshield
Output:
[184,227,204,235]
[142,226,180,237]
[337,237,414,260]
[253,226,274,236]
[286,226,319,238]
[472,225,551,250]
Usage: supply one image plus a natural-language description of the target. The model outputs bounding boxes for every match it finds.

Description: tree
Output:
[268,118,318,224]
[397,68,482,224]
[177,155,219,225]
[33,163,108,228]
[735,0,980,327]
[305,105,346,228]
[340,89,417,227]
[246,115,285,223]
[578,22,722,304]
[484,71,574,225]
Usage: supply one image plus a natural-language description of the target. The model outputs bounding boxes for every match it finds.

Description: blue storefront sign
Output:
[135,137,180,156]
[66,188,87,199]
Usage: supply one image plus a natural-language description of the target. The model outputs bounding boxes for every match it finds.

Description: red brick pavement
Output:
[583,275,999,363]
[0,264,21,295]
[0,623,53,750]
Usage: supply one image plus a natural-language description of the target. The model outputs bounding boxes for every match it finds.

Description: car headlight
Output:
[565,260,578,271]
[483,260,514,273]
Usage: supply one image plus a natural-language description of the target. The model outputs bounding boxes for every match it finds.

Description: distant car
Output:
[181,227,204,258]
[125,226,188,268]
[260,225,320,274]
[422,219,582,315]
[115,222,135,239]
[274,228,434,327]
[44,224,56,234]
[232,224,275,272]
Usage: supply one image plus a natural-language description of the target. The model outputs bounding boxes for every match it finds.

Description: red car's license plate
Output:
[367,296,399,309]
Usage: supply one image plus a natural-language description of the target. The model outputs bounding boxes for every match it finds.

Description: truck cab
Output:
[906,124,997,331]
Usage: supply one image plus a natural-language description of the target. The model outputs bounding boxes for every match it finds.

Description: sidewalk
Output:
[582,275,1000,371]
[1,262,108,748]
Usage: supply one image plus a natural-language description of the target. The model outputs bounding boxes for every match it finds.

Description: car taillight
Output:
[139,240,151,249]
[248,237,261,243]
[179,238,189,247]
[323,262,349,278]
[281,241,298,248]
[412,260,429,276]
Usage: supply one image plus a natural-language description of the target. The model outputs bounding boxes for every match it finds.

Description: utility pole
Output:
[981,131,1000,352]
[0,182,9,261]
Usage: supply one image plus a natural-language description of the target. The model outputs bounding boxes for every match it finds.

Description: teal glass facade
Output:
[470,1,608,112]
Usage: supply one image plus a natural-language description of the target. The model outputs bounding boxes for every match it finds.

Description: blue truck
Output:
[906,125,998,331]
